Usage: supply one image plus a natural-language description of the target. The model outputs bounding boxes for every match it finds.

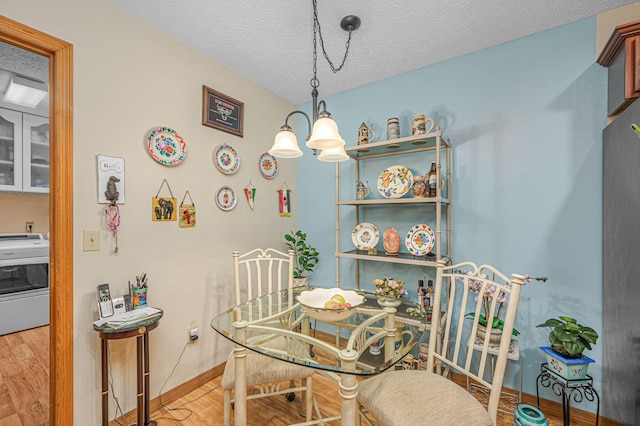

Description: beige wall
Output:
[0,193,49,234]
[596,2,640,57]
[2,1,298,423]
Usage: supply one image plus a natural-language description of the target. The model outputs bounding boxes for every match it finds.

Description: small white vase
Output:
[377,297,402,308]
[292,276,308,287]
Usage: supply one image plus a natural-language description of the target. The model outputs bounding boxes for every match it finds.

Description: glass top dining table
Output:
[210,286,427,426]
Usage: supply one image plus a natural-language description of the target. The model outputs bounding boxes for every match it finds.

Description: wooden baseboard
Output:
[450,372,622,426]
[108,364,225,426]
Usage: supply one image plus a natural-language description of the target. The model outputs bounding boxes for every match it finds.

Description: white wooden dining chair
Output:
[221,248,315,426]
[357,259,526,426]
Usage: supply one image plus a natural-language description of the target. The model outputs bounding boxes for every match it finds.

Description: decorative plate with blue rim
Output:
[147,127,187,166]
[215,186,237,211]
[214,143,240,175]
[258,152,278,180]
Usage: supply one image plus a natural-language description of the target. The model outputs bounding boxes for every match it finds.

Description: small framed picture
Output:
[202,85,244,137]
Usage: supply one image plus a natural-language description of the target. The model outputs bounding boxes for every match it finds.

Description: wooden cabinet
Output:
[335,129,452,289]
[0,107,49,193]
[597,20,640,117]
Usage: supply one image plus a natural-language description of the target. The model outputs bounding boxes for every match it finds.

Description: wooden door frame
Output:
[0,17,74,425]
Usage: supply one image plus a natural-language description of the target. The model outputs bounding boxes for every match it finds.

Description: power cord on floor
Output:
[107,339,219,425]
[150,340,221,423]
[106,345,128,426]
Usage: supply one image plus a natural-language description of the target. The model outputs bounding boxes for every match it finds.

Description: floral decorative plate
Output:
[377,165,413,198]
[405,224,436,256]
[215,186,237,211]
[147,127,187,166]
[258,152,278,180]
[351,222,380,250]
[214,143,240,175]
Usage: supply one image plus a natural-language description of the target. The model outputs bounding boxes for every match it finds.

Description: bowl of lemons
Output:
[297,288,365,322]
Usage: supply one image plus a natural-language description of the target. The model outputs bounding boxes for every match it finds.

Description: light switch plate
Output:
[83,230,100,251]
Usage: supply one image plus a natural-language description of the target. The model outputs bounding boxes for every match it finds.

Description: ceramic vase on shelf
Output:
[383,228,401,256]
[377,296,402,308]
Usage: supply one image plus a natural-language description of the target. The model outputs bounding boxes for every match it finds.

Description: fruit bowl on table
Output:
[297,288,365,322]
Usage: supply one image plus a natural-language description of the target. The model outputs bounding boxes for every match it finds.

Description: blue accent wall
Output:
[297,17,605,404]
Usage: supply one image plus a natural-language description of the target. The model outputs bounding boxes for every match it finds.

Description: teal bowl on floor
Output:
[514,404,548,426]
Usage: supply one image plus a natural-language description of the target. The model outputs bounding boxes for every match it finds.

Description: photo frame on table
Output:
[202,85,244,137]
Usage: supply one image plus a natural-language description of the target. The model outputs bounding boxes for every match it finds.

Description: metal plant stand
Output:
[536,363,600,426]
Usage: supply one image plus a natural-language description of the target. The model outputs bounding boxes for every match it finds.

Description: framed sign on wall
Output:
[202,85,244,137]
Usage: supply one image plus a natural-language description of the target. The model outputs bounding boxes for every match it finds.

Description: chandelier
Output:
[269,0,361,162]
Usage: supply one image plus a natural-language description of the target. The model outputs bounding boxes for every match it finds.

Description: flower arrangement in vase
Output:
[465,274,548,339]
[373,277,407,307]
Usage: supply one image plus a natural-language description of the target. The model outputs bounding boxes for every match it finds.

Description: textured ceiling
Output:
[0,41,48,94]
[106,0,634,104]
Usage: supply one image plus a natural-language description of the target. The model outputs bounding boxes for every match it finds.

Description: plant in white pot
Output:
[284,230,319,287]
[537,315,599,380]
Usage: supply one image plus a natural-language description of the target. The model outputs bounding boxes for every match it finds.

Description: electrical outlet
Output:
[83,230,100,252]
[25,221,34,233]
[188,327,199,342]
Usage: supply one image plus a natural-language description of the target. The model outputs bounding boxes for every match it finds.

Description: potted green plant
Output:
[465,274,547,345]
[537,315,599,379]
[284,230,319,286]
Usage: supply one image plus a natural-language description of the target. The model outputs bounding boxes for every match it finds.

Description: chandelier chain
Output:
[312,0,353,76]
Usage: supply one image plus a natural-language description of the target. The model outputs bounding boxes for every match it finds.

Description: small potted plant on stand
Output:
[284,230,319,287]
[537,315,599,380]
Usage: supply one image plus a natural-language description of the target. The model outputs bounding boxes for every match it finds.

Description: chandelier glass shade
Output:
[268,2,360,163]
[270,126,304,158]
[317,145,349,162]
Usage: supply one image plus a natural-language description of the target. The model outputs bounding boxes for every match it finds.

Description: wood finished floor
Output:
[0,327,566,426]
[149,371,567,426]
[0,326,49,426]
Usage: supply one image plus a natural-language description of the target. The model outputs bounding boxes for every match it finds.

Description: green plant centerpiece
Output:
[537,315,599,358]
[284,230,319,282]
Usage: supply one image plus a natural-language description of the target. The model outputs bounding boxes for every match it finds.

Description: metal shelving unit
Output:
[335,129,452,288]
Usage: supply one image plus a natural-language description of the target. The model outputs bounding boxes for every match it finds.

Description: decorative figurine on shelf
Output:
[383,228,401,256]
[387,118,400,140]
[356,180,370,200]
[411,175,427,198]
[358,122,376,146]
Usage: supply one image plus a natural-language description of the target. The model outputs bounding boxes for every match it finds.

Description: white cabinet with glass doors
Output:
[0,107,49,194]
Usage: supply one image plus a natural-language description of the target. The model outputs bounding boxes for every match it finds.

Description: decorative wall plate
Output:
[214,143,240,175]
[405,224,436,256]
[258,152,279,180]
[352,222,380,250]
[147,127,187,166]
[215,186,237,211]
[377,165,413,198]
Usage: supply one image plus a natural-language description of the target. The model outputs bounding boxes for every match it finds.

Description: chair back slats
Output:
[428,259,526,424]
[232,247,295,306]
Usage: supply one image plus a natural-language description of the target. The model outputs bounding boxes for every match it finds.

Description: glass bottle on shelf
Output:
[417,280,426,307]
[427,162,437,197]
[426,280,434,307]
